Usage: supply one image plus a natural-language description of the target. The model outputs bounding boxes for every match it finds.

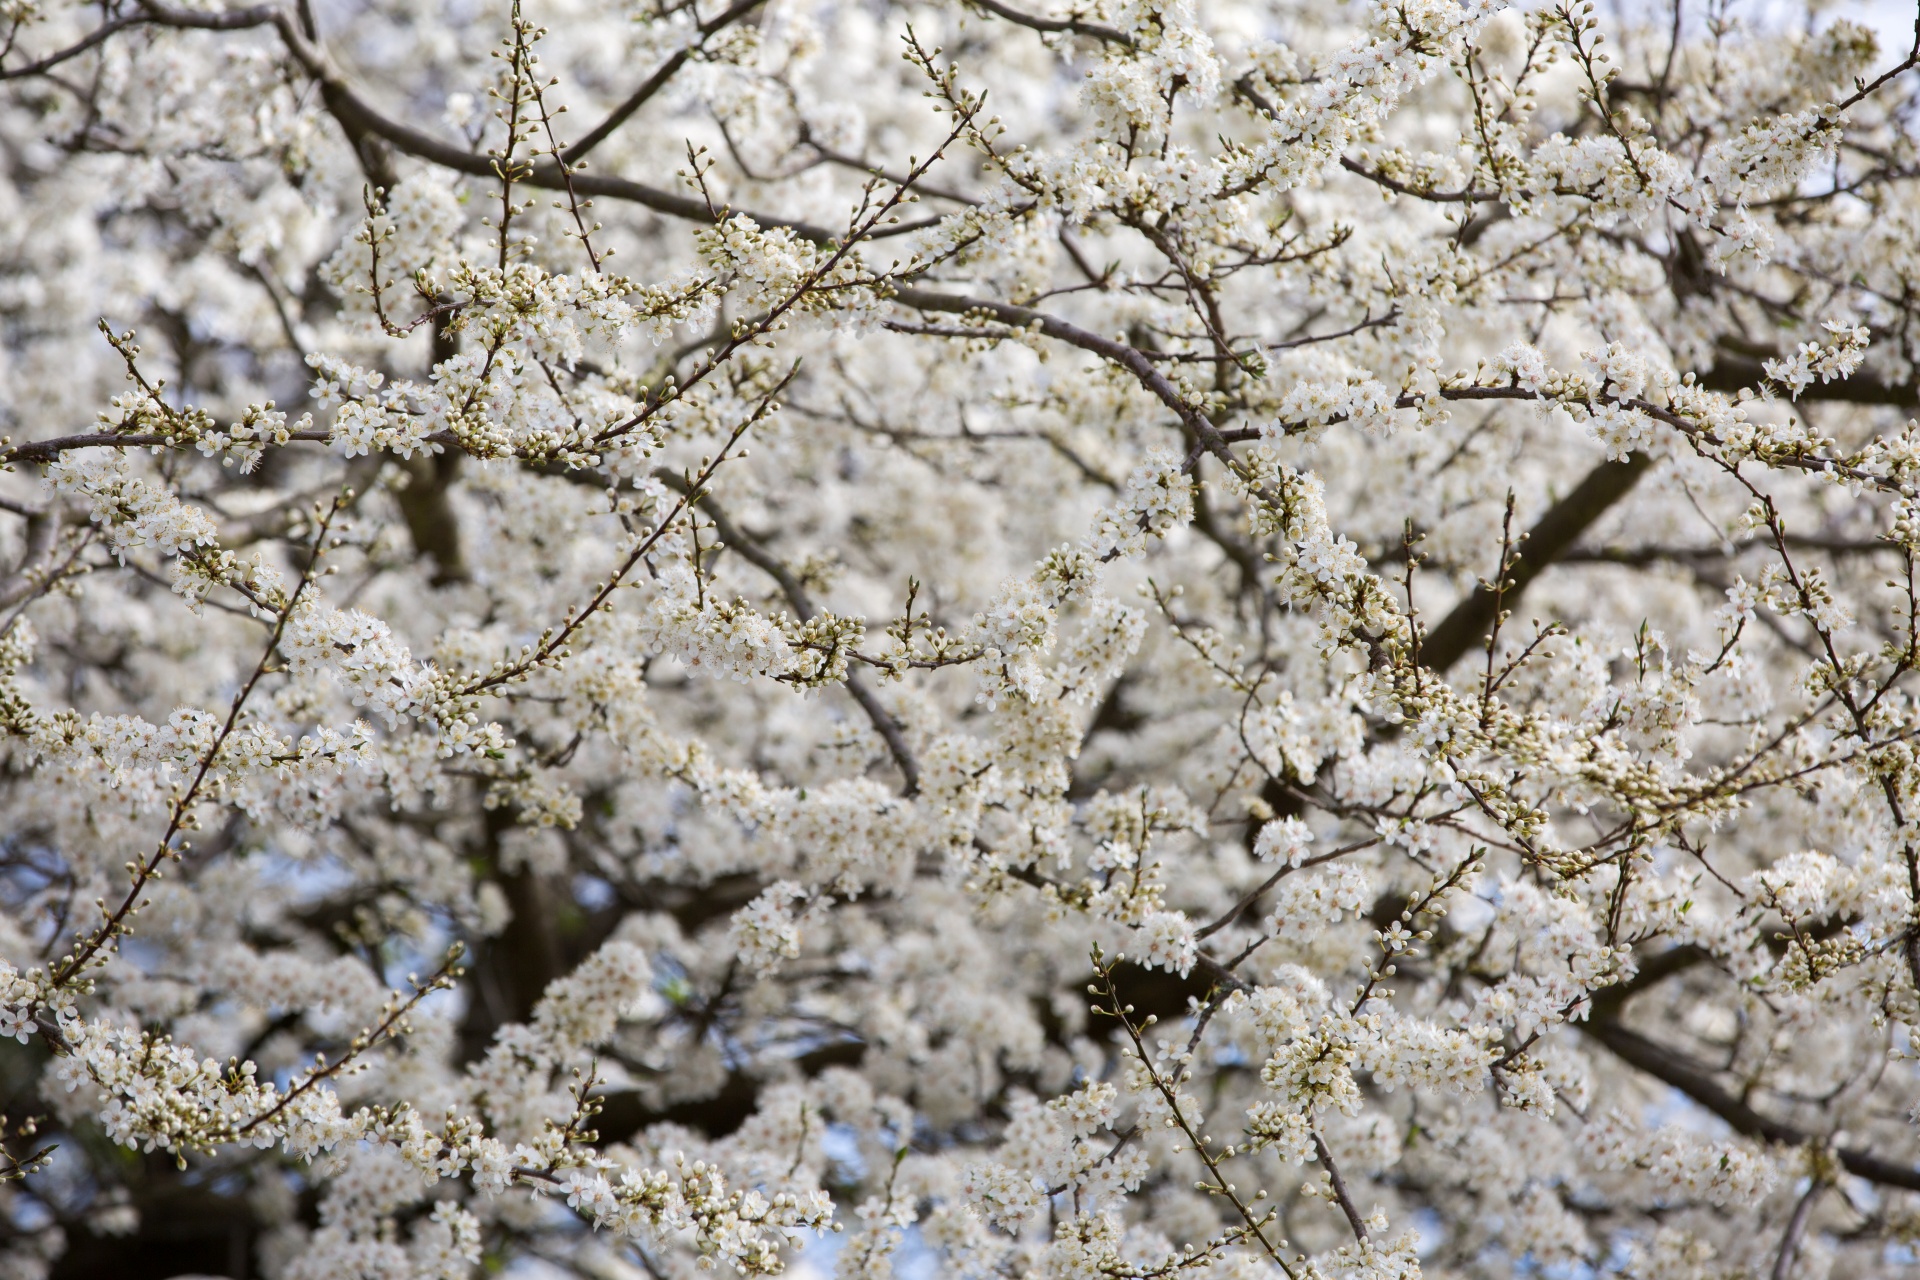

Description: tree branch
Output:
[560,0,769,165]
[1581,952,1920,1193]
[657,471,922,794]
[960,0,1133,46]
[891,287,1238,468]
[1311,1131,1370,1243]
[1418,453,1653,672]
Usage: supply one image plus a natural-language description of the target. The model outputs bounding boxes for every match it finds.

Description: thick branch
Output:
[1582,1013,1920,1189]
[1562,535,1893,567]
[961,0,1133,46]
[1702,356,1919,406]
[116,2,855,241]
[1,428,329,466]
[1581,945,1920,1192]
[1418,453,1653,672]
[891,287,1238,467]
[560,0,768,164]
[0,13,145,80]
[658,472,922,794]
[393,452,468,585]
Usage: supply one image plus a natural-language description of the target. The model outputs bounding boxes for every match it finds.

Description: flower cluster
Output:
[6,0,1920,1277]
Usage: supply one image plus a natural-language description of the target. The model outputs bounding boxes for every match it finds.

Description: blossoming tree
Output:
[1,0,1919,1274]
